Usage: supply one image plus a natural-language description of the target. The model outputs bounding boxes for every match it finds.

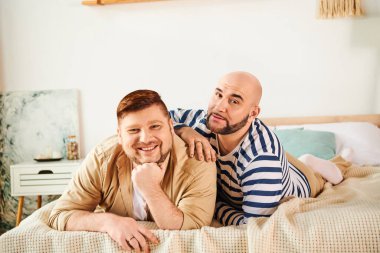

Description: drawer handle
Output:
[38,170,53,174]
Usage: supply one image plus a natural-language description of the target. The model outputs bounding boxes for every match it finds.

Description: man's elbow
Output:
[47,212,61,231]
[48,209,74,231]
[180,211,214,230]
[156,212,184,230]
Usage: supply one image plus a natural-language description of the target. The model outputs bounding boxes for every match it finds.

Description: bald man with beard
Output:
[170,71,349,226]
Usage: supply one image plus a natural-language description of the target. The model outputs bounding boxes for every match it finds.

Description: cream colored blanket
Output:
[1,165,379,253]
[248,165,380,252]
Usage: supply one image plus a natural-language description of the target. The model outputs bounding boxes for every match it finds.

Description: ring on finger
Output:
[195,140,202,144]
[127,236,135,242]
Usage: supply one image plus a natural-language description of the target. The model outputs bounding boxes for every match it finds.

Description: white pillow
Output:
[276,122,380,166]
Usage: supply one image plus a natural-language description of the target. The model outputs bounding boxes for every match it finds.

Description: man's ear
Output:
[117,127,122,144]
[169,118,175,134]
[250,106,261,118]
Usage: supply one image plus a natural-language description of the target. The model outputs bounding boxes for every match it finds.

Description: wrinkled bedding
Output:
[1,165,379,253]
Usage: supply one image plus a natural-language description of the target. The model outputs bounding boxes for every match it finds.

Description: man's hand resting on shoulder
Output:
[175,126,216,162]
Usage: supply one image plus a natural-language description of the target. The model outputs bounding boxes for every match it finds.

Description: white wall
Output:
[1,0,379,155]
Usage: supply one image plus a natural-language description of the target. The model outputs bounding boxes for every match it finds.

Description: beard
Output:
[128,141,172,165]
[206,113,249,135]
[132,149,170,165]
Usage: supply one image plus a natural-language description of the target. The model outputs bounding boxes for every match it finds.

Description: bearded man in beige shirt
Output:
[48,90,217,253]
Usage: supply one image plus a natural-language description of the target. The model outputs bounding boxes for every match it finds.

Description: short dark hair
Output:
[117,89,169,121]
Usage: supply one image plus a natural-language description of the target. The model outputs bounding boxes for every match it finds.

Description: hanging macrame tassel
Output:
[354,0,364,16]
[346,0,354,16]
[319,0,364,19]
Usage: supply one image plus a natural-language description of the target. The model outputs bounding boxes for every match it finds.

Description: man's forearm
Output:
[145,189,183,230]
[173,125,190,137]
[215,201,245,226]
[65,209,159,252]
[66,210,114,232]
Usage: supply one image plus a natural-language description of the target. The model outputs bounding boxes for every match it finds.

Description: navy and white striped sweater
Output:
[170,109,310,225]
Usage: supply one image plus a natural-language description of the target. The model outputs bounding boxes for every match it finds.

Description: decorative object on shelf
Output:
[34,150,62,162]
[66,135,80,160]
[82,0,162,5]
[319,0,364,18]
[34,157,63,162]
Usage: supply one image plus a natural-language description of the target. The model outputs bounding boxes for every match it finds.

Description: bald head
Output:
[219,71,262,106]
[206,71,262,135]
[207,71,262,135]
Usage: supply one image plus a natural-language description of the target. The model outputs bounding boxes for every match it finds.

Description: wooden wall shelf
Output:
[82,0,161,5]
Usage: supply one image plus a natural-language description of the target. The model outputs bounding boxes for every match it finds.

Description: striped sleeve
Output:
[215,200,245,226]
[169,108,192,129]
[169,108,212,137]
[239,154,283,222]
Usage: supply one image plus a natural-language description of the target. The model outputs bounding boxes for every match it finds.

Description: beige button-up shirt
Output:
[48,135,217,230]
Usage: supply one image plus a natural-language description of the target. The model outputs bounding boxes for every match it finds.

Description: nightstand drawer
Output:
[11,160,81,196]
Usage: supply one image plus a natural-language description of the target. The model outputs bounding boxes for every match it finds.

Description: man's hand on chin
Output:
[132,163,165,196]
[131,162,184,230]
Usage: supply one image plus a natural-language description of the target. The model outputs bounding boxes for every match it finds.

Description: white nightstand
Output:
[10,159,82,226]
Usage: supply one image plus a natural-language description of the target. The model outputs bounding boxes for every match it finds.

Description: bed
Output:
[1,114,380,253]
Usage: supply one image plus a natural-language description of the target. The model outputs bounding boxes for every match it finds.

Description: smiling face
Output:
[117,104,173,165]
[206,71,262,135]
